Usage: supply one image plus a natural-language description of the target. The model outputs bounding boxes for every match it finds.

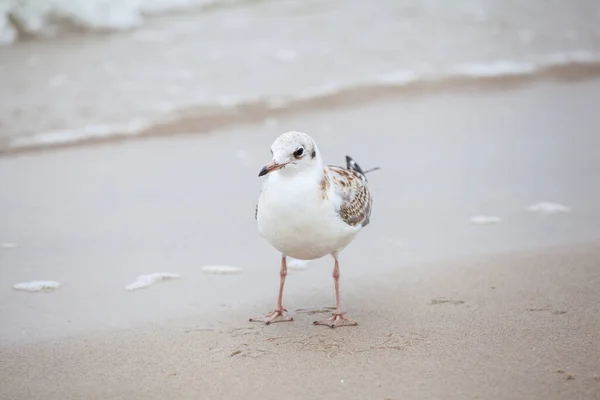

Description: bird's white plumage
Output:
[256,131,371,260]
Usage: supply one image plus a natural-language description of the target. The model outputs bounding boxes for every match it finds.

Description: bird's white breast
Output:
[257,173,359,260]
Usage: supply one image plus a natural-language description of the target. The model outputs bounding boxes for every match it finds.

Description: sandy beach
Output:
[2,1,600,397]
[1,77,600,398]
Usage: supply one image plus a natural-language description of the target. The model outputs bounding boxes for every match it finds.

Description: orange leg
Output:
[313,257,357,328]
[249,255,293,325]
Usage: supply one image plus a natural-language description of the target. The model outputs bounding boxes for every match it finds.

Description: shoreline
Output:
[3,61,600,156]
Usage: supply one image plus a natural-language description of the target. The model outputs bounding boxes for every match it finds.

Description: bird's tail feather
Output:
[345,155,381,179]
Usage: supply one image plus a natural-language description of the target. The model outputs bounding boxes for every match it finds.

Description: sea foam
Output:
[125,272,180,291]
[0,0,251,45]
[527,202,571,214]
[13,280,60,292]
[469,215,502,225]
[201,265,242,274]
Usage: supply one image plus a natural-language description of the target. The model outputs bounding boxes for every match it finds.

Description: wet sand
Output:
[1,79,600,398]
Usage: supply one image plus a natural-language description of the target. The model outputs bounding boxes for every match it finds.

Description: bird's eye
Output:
[294,147,304,157]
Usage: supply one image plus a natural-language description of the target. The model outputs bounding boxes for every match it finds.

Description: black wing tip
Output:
[346,155,382,175]
[345,155,365,175]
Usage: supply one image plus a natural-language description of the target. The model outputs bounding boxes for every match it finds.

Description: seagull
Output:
[250,131,375,328]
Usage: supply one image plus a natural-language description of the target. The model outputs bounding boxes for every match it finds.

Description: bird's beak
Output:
[258,160,283,177]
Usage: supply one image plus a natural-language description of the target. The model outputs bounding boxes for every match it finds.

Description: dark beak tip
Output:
[258,166,268,177]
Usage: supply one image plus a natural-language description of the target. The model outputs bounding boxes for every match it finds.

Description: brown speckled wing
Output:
[326,165,372,227]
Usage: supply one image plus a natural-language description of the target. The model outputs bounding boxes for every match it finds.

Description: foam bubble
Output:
[469,215,501,225]
[201,266,242,275]
[13,280,60,292]
[125,272,180,291]
[287,257,310,271]
[527,202,571,214]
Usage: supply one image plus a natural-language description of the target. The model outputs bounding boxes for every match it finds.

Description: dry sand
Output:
[1,79,600,398]
[1,243,600,400]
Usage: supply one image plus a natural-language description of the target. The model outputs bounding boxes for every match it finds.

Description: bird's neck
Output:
[270,160,324,186]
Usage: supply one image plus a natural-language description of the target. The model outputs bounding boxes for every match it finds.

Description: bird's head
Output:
[258,131,321,177]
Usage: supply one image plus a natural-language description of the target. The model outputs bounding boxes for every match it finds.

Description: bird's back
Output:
[325,155,372,228]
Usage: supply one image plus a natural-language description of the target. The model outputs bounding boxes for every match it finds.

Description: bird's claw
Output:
[313,312,358,328]
[249,308,293,325]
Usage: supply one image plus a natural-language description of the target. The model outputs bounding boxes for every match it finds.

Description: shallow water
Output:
[0,0,600,150]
